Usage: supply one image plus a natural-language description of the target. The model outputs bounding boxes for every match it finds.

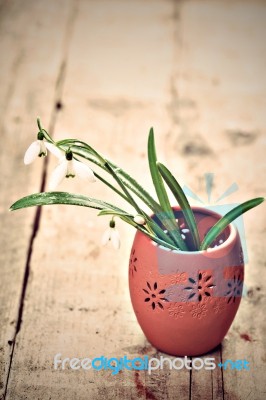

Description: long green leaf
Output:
[148,129,187,250]
[200,197,265,250]
[10,192,129,214]
[157,162,200,251]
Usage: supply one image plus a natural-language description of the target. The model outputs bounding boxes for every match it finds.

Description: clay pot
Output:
[129,207,244,356]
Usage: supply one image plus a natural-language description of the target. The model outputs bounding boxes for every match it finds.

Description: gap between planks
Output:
[2,1,78,398]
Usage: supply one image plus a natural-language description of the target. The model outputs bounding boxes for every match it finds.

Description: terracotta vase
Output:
[129,207,244,356]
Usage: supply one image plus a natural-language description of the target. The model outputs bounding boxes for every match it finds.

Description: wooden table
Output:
[0,1,265,399]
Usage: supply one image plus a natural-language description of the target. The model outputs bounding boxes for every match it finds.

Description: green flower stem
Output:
[59,143,181,247]
[103,162,160,238]
[58,139,160,239]
[37,118,55,143]
[119,215,178,250]
[57,143,177,246]
[99,208,176,246]
[57,139,144,217]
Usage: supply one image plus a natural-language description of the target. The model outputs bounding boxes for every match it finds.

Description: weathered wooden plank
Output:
[173,2,266,399]
[222,219,266,400]
[190,348,223,400]
[5,1,193,399]
[0,0,76,399]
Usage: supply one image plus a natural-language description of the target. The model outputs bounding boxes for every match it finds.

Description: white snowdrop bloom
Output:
[182,229,190,233]
[49,150,96,190]
[101,220,120,250]
[133,215,146,225]
[24,138,63,165]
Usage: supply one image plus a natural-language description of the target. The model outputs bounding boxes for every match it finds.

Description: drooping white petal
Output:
[101,228,111,246]
[24,140,41,165]
[45,142,64,159]
[73,160,96,183]
[39,140,48,156]
[110,229,120,250]
[66,160,75,177]
[49,160,68,190]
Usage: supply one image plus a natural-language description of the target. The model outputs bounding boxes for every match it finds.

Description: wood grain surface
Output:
[0,1,265,399]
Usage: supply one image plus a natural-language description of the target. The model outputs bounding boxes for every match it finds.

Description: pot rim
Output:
[148,205,238,255]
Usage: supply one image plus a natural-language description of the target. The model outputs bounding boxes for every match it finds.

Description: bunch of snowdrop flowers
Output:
[24,136,96,189]
[11,119,264,252]
[22,121,147,250]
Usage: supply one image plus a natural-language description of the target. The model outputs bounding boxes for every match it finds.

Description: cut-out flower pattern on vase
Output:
[191,303,207,319]
[143,282,169,310]
[183,272,216,302]
[168,304,185,319]
[129,249,138,277]
[225,274,243,304]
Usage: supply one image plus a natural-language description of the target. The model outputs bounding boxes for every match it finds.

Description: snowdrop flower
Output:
[101,219,120,250]
[49,149,96,190]
[133,215,146,225]
[24,132,61,165]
